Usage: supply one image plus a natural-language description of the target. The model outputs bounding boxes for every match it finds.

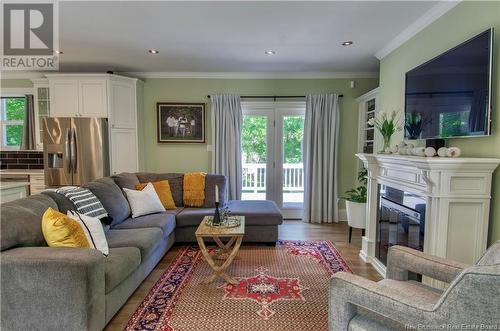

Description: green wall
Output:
[378,1,500,244]
[142,78,378,200]
[1,76,378,212]
[1,79,34,88]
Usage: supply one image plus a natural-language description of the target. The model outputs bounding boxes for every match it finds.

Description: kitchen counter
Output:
[0,182,30,189]
[0,182,30,203]
[0,169,44,175]
[0,170,46,195]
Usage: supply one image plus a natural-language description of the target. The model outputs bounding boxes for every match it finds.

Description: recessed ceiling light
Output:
[54,50,63,54]
[148,49,159,54]
[264,50,276,55]
[341,41,354,47]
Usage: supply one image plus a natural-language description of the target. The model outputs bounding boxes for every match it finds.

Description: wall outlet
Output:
[206,145,214,152]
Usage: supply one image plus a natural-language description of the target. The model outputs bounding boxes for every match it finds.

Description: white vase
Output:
[346,200,367,230]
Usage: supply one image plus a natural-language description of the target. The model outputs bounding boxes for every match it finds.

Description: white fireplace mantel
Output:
[356,153,500,282]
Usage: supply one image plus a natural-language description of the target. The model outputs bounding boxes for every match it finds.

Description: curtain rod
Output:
[206,94,343,100]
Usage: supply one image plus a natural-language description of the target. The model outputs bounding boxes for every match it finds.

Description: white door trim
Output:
[242,101,306,218]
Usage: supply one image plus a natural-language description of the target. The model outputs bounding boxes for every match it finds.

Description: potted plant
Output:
[341,169,368,242]
[368,111,403,152]
[405,111,425,140]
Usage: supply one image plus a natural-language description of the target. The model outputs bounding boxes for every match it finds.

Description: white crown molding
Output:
[375,1,461,60]
[1,71,378,81]
[0,71,46,80]
[120,71,379,80]
[0,87,35,96]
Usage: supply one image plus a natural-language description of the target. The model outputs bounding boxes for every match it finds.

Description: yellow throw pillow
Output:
[42,207,90,248]
[183,172,206,207]
[136,180,176,210]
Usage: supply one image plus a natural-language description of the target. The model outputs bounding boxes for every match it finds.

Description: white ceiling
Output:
[54,1,440,74]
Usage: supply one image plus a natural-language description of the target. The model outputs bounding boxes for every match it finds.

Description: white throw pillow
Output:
[123,182,166,218]
[67,210,109,256]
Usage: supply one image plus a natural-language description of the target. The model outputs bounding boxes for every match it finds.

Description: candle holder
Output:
[213,202,221,225]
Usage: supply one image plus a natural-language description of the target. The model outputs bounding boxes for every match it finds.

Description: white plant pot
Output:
[345,200,367,229]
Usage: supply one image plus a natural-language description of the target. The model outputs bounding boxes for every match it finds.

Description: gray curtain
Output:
[20,94,36,150]
[210,94,243,200]
[302,94,340,223]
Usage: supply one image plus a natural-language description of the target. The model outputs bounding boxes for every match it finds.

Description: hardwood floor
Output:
[104,220,381,330]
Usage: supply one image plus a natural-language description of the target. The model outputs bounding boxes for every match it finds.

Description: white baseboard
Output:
[371,257,387,278]
[338,208,347,222]
[359,250,369,263]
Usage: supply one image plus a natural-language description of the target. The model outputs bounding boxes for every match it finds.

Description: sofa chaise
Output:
[0,172,283,331]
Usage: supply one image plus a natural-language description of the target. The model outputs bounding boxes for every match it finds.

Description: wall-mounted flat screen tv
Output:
[405,28,493,140]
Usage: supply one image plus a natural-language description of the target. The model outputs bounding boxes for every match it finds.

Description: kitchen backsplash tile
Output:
[0,151,44,170]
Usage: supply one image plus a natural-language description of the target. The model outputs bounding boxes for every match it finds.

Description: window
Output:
[0,97,26,149]
[241,101,305,219]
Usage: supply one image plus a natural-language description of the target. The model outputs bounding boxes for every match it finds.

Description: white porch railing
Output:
[242,163,304,193]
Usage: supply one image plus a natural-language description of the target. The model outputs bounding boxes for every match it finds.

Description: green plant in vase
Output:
[367,111,403,153]
[405,111,425,139]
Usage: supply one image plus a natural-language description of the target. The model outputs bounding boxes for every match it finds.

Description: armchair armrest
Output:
[386,246,468,283]
[329,272,435,331]
[1,247,105,331]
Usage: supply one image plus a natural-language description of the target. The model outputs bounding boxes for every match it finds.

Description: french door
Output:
[241,101,305,218]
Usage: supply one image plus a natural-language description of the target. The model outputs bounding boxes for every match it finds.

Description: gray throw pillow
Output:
[83,177,131,227]
[136,172,184,207]
[110,172,139,190]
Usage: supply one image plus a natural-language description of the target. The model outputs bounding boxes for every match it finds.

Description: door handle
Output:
[65,128,72,172]
[70,128,77,174]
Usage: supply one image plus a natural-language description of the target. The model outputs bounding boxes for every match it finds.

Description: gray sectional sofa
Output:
[0,172,283,331]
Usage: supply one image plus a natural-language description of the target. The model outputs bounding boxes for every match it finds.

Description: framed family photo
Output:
[157,103,205,143]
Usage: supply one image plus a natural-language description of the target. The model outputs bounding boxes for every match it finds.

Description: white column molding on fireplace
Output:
[44,73,142,174]
[356,153,500,286]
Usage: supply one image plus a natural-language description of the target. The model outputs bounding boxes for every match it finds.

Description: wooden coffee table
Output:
[195,216,245,285]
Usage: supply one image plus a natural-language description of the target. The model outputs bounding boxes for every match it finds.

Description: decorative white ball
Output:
[390,145,399,154]
[437,147,448,157]
[385,147,392,154]
[413,147,426,156]
[424,147,436,157]
[446,147,461,158]
[406,143,414,151]
[397,141,406,149]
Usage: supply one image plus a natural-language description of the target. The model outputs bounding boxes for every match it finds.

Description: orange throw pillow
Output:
[136,180,176,210]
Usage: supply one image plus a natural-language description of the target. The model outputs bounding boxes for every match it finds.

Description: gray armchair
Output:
[329,241,500,330]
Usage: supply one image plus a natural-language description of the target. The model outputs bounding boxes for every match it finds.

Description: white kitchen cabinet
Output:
[49,79,79,117]
[31,78,51,150]
[109,79,136,129]
[45,73,142,174]
[109,128,138,174]
[79,79,108,117]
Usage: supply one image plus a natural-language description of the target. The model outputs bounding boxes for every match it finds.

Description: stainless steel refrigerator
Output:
[43,117,109,186]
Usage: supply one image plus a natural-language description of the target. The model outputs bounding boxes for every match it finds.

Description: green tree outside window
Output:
[241,115,304,164]
[1,97,25,147]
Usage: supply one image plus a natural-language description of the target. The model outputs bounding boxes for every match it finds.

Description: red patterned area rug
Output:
[125,241,352,331]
